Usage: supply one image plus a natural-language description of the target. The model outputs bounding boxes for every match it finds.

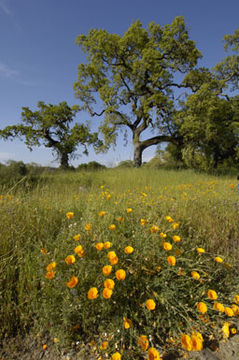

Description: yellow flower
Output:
[66,212,74,219]
[107,251,117,260]
[231,304,239,316]
[102,288,113,299]
[230,328,237,335]
[100,341,108,350]
[147,347,161,360]
[160,232,167,238]
[137,335,149,351]
[222,322,230,338]
[112,352,121,360]
[95,242,104,251]
[116,216,124,222]
[46,262,56,272]
[197,247,205,254]
[85,223,92,231]
[65,255,76,265]
[74,245,83,254]
[140,218,148,226]
[77,249,85,257]
[172,235,181,243]
[191,332,203,351]
[115,269,126,281]
[104,241,111,249]
[214,256,223,263]
[163,242,172,251]
[126,208,132,213]
[104,279,115,290]
[99,211,106,218]
[233,294,239,304]
[197,302,208,314]
[167,256,176,266]
[145,299,156,311]
[191,271,200,280]
[172,223,179,230]
[156,266,161,272]
[150,225,159,234]
[124,246,134,254]
[102,265,112,276]
[66,276,78,288]
[73,234,81,241]
[224,307,234,317]
[88,287,98,299]
[109,224,116,230]
[45,271,55,279]
[123,317,132,329]
[41,248,48,255]
[42,344,47,350]
[110,256,119,265]
[213,302,225,312]
[181,334,192,351]
[165,216,173,223]
[208,290,218,300]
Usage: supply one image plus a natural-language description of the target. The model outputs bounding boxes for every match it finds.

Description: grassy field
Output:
[0,168,239,359]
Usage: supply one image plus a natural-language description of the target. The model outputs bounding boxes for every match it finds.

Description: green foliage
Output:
[74,16,202,166]
[77,161,107,171]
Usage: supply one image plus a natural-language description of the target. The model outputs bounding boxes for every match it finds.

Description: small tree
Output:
[74,17,201,167]
[1,101,102,169]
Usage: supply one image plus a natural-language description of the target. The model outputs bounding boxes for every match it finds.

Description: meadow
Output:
[0,168,239,360]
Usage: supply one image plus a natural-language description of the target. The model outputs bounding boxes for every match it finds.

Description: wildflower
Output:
[95,242,104,251]
[66,212,74,219]
[147,347,161,360]
[104,279,115,290]
[106,193,111,200]
[115,269,126,281]
[53,337,59,343]
[124,246,134,254]
[65,255,76,265]
[46,262,56,272]
[116,216,124,222]
[137,335,149,351]
[208,290,218,300]
[109,224,116,230]
[73,234,81,241]
[104,241,112,249]
[110,256,119,265]
[233,294,239,304]
[160,232,167,238]
[156,266,161,272]
[107,251,117,260]
[197,302,208,314]
[222,322,230,338]
[140,218,148,226]
[42,344,47,350]
[224,307,234,317]
[126,208,132,213]
[41,248,48,255]
[123,317,132,329]
[213,302,225,312]
[99,211,106,218]
[172,235,181,243]
[167,256,176,266]
[172,223,179,230]
[77,249,85,257]
[100,341,108,350]
[231,328,237,335]
[181,334,192,351]
[102,265,112,276]
[191,332,203,351]
[150,225,159,233]
[66,276,78,288]
[85,223,92,231]
[74,245,83,254]
[214,256,223,263]
[197,247,205,254]
[232,304,239,316]
[191,271,200,280]
[145,299,156,311]
[102,288,113,299]
[45,271,55,279]
[112,352,121,360]
[165,216,173,223]
[88,287,98,299]
[163,242,172,251]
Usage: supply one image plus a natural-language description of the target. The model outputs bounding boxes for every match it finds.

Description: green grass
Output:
[0,168,238,359]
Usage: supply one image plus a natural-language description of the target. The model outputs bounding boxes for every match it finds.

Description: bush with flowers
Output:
[40,185,239,359]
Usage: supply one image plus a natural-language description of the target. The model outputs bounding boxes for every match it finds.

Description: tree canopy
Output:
[74,16,202,166]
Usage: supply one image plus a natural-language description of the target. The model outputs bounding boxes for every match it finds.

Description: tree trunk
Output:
[60,152,69,169]
[133,143,143,167]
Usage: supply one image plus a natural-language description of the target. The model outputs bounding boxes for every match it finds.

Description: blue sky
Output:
[0,0,239,167]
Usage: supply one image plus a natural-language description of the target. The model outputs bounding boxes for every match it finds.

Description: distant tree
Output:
[74,16,201,167]
[1,101,102,169]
